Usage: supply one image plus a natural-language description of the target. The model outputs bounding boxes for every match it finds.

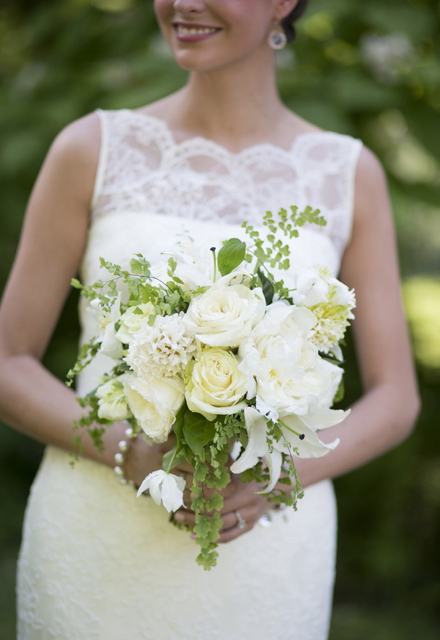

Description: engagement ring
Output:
[234,510,246,529]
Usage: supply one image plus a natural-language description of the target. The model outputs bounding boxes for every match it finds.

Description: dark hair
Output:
[281,0,309,44]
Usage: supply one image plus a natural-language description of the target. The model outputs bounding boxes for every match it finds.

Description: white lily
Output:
[89,294,123,360]
[231,404,347,493]
[230,407,283,493]
[163,241,213,290]
[137,470,186,513]
[230,407,269,472]
[280,414,341,458]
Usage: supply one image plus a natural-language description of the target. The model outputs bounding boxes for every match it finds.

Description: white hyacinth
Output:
[125,313,196,380]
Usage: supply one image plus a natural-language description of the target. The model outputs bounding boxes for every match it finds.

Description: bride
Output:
[0,1,420,638]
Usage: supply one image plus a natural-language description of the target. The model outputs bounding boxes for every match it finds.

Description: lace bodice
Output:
[92,109,362,258]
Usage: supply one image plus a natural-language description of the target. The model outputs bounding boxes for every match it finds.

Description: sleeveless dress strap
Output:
[345,138,363,246]
[90,109,110,213]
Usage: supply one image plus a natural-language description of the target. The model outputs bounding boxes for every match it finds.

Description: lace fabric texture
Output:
[93,109,362,258]
[17,109,362,640]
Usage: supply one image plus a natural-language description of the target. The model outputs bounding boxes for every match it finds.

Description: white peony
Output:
[89,294,123,360]
[95,376,132,421]
[125,314,196,380]
[116,302,156,344]
[184,272,265,348]
[124,374,184,442]
[239,302,343,421]
[292,266,356,356]
[185,347,247,420]
[137,470,186,512]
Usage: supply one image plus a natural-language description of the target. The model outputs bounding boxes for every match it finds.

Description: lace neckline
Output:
[121,108,336,159]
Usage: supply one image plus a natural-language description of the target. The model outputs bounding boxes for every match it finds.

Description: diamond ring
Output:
[234,510,246,529]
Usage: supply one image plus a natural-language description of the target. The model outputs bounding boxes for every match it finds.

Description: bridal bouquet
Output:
[67,206,355,569]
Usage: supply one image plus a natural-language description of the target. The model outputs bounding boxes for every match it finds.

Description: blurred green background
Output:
[1,0,439,637]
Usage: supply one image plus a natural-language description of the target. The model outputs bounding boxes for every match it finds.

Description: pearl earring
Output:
[268,24,288,50]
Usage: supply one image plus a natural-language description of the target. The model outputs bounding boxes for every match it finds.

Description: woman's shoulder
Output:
[44,112,101,209]
[51,111,101,163]
[282,109,363,156]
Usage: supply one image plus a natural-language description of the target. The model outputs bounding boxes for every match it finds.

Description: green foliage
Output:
[73,389,111,456]
[173,411,244,570]
[244,205,325,273]
[333,376,345,404]
[182,412,216,458]
[65,338,100,387]
[241,205,326,303]
[217,238,247,277]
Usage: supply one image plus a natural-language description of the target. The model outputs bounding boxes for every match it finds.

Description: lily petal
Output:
[281,415,340,458]
[230,407,269,474]
[301,406,350,431]
[257,448,282,494]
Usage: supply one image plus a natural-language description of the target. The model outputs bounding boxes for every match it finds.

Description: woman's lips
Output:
[173,23,221,43]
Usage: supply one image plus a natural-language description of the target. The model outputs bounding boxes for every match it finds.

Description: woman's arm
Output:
[0,114,164,475]
[292,145,420,488]
[175,146,421,540]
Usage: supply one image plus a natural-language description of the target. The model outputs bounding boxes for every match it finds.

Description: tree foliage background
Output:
[1,0,439,637]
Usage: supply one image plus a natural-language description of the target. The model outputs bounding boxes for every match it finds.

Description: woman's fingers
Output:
[174,510,196,526]
[173,460,194,474]
[172,476,271,542]
[173,504,261,539]
[217,519,253,543]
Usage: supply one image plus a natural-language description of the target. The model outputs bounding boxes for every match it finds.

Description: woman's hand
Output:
[123,433,194,490]
[173,473,271,543]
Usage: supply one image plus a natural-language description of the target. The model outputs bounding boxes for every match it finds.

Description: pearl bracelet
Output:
[114,426,137,487]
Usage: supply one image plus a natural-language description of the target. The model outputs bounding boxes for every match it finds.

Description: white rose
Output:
[116,302,156,344]
[95,377,132,421]
[184,272,265,348]
[185,347,247,420]
[124,374,184,443]
[137,470,186,512]
[239,303,341,421]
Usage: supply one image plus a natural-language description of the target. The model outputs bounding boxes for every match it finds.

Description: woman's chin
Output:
[171,50,229,73]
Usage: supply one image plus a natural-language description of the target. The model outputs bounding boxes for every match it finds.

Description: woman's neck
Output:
[148,49,294,152]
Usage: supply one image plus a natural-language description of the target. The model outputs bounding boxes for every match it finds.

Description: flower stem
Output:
[278,419,305,440]
[166,447,178,474]
[210,247,217,282]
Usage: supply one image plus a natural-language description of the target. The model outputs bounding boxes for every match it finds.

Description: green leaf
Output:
[162,445,186,472]
[257,269,274,305]
[182,411,216,456]
[173,403,186,449]
[71,278,83,290]
[130,255,151,277]
[333,376,345,404]
[205,493,223,512]
[217,238,246,276]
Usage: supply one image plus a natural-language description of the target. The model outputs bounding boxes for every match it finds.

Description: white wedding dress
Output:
[17,109,362,640]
